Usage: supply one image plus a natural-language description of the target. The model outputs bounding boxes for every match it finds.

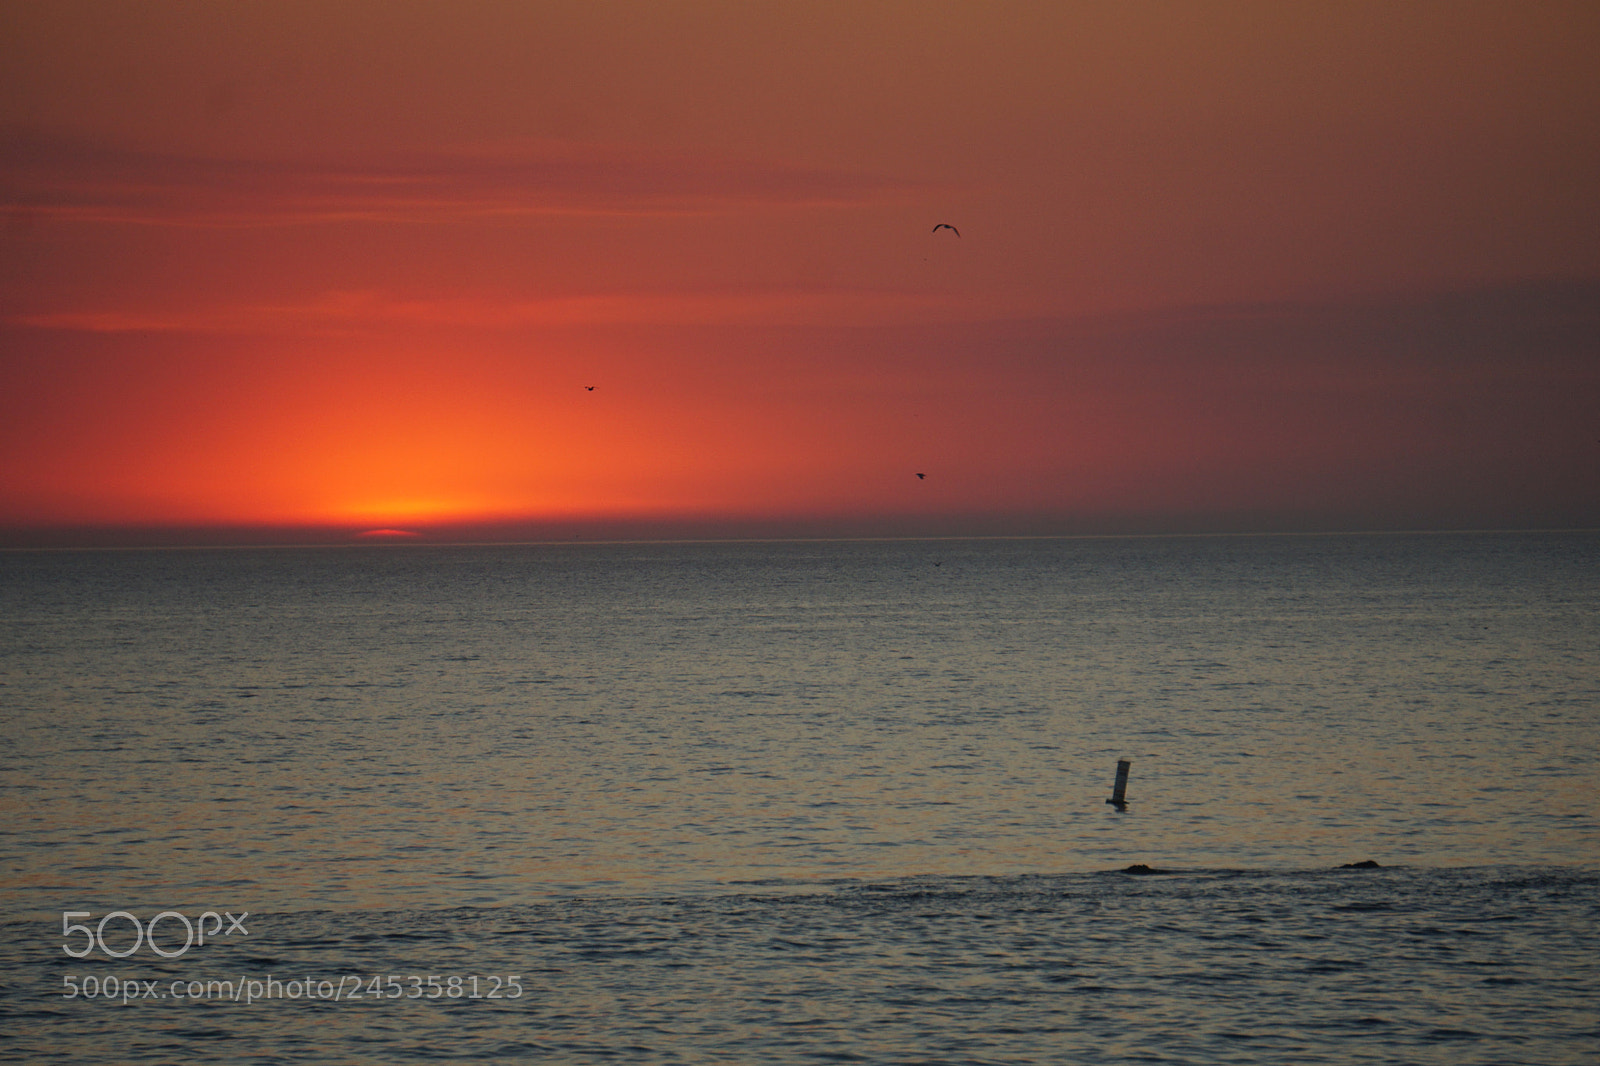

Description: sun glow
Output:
[333,495,511,524]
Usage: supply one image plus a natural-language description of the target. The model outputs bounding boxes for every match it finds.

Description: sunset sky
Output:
[3,1,1597,545]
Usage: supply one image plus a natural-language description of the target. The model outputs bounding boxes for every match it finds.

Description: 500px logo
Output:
[63,911,248,959]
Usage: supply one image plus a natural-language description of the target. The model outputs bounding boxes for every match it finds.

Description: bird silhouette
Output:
[931,223,960,237]
[584,386,595,391]
[915,473,926,479]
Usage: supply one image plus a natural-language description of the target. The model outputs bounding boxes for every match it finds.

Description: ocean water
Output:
[1,532,1596,1063]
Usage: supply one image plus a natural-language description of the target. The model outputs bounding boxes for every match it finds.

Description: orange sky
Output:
[3,1,1598,545]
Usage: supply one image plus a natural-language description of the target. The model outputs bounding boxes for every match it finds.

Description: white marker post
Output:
[1107,759,1131,809]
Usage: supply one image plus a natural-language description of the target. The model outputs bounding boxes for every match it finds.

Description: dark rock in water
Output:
[1338,860,1382,869]
[1122,863,1170,875]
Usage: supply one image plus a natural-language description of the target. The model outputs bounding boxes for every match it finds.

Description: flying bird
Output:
[931,223,960,237]
[584,386,595,391]
[915,473,926,479]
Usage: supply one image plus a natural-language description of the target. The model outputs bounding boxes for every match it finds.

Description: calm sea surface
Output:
[1,532,1596,1063]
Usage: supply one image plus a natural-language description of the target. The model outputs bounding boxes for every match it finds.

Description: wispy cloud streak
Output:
[1,128,916,226]
[13,280,1598,346]
[10,288,1000,333]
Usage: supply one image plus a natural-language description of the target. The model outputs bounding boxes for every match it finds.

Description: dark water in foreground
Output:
[1,532,1596,1062]
[8,866,1600,1065]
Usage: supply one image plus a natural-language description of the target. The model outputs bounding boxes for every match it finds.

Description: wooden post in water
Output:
[1107,759,1131,809]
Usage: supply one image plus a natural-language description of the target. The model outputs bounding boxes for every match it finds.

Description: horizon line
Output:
[3,525,1595,554]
